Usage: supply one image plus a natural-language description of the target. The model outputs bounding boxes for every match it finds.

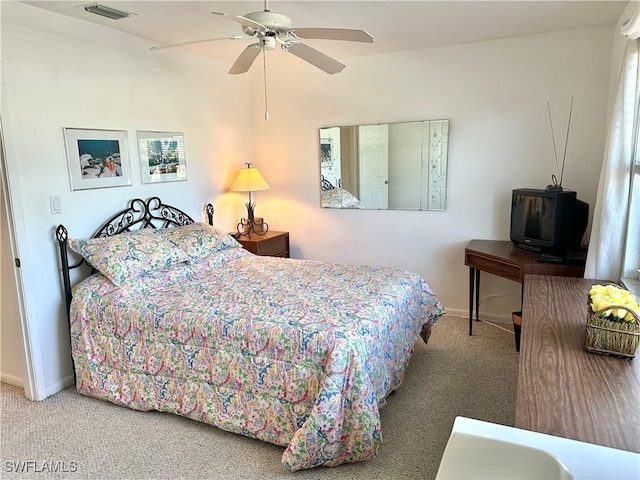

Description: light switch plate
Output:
[50,196,62,214]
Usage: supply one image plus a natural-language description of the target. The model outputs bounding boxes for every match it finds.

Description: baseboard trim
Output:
[444,308,514,324]
[1,372,24,388]
[46,374,75,397]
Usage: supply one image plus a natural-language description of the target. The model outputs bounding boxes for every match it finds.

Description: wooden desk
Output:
[516,275,640,453]
[464,240,585,335]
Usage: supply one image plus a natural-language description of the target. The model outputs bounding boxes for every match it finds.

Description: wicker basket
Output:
[585,304,640,359]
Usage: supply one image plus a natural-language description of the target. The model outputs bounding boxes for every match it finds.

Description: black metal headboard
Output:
[321,175,342,191]
[56,197,214,319]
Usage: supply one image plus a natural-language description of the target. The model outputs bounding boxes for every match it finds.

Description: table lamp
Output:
[231,162,270,236]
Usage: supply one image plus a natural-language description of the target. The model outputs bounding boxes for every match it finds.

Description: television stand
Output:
[464,240,586,335]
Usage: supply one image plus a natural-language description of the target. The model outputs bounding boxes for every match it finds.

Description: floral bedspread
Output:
[70,249,444,470]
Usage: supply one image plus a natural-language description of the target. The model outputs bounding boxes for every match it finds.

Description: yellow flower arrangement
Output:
[589,284,640,324]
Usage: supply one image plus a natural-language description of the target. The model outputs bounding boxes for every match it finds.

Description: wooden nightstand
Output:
[236,231,289,258]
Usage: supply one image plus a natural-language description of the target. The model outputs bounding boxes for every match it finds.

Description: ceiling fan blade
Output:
[229,43,263,74]
[287,28,374,43]
[212,11,266,31]
[150,35,248,51]
[284,42,345,74]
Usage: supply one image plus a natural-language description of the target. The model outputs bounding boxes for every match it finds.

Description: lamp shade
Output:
[231,166,270,192]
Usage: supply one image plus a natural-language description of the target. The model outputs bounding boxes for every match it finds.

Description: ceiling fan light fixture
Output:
[82,4,135,20]
[261,36,276,50]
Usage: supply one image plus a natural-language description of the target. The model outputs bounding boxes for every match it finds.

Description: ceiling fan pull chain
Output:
[263,44,270,121]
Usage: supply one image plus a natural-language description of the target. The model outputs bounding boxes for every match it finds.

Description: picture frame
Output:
[320,138,332,163]
[64,128,132,191]
[137,131,187,184]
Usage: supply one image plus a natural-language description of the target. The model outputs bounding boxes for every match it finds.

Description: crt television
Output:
[510,188,588,253]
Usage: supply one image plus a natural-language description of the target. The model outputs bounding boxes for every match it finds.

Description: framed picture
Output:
[64,128,132,191]
[320,138,332,163]
[137,131,187,184]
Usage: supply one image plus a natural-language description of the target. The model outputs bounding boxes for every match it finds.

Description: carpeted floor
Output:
[1,316,518,479]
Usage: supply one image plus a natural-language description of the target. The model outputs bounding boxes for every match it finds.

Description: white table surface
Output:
[438,417,640,480]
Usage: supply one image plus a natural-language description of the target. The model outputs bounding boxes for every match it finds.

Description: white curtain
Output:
[584,9,639,281]
[621,8,640,39]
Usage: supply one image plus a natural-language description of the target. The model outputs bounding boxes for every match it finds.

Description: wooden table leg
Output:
[475,268,480,322]
[469,267,475,335]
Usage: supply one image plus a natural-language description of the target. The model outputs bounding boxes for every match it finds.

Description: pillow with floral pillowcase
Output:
[155,222,242,263]
[68,229,190,287]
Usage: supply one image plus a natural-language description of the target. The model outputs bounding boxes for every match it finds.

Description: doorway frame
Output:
[1,117,46,400]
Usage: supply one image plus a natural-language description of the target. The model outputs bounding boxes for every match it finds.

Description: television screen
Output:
[510,188,588,254]
[511,195,559,244]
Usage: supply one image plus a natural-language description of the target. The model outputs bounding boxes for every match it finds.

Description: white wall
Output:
[0,2,254,398]
[248,26,614,319]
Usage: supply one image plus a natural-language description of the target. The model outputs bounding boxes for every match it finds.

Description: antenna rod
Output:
[559,96,574,186]
[547,102,559,186]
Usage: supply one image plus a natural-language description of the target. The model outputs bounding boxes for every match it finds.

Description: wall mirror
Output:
[319,120,449,211]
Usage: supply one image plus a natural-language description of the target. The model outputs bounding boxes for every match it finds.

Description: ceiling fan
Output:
[150,1,374,75]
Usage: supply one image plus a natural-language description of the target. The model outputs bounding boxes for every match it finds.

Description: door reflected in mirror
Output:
[320,120,449,211]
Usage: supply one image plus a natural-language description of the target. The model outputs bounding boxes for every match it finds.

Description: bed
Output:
[56,197,444,471]
[321,176,361,208]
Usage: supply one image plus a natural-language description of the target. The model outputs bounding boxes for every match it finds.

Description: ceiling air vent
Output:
[83,4,135,20]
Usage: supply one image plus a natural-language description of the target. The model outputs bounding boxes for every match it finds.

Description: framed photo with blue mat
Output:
[64,128,132,191]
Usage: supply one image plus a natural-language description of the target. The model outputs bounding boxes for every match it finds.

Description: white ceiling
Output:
[21,1,630,70]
